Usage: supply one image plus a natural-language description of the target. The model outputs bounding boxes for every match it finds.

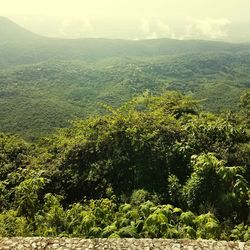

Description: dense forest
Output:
[0,17,249,241]
[0,91,249,240]
[1,52,250,140]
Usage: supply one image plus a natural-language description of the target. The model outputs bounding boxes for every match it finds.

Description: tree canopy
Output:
[0,91,249,240]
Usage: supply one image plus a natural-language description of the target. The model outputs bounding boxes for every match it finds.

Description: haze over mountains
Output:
[1,16,250,64]
[4,14,250,43]
[0,16,250,140]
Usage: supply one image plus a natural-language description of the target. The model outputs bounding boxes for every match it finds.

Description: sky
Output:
[0,0,250,41]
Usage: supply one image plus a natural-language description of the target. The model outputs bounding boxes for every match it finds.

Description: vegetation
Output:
[1,17,250,140]
[0,91,249,240]
[0,17,249,240]
[1,52,250,140]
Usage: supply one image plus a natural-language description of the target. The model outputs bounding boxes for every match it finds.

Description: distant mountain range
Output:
[3,15,250,43]
[1,16,250,65]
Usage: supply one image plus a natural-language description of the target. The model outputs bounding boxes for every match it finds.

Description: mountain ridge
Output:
[0,16,44,42]
[1,16,250,65]
[0,16,246,44]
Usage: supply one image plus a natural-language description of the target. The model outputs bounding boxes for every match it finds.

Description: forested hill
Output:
[1,16,250,64]
[0,16,43,43]
[0,17,250,140]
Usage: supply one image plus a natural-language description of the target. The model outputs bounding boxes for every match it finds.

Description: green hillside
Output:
[0,17,250,140]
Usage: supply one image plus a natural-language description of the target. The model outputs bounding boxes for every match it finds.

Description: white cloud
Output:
[140,19,177,39]
[141,19,150,35]
[183,18,231,39]
[156,20,178,39]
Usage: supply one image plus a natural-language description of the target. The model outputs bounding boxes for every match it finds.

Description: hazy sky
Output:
[0,0,249,20]
[1,0,250,41]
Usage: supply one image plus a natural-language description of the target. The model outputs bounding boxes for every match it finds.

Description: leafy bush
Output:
[0,91,249,240]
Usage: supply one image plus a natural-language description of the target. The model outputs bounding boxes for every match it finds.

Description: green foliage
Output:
[0,91,249,240]
[0,210,30,236]
[182,153,249,220]
[1,49,250,140]
[15,177,48,219]
[167,174,182,205]
[230,224,250,242]
[0,133,31,181]
[180,211,196,226]
[130,189,159,206]
[0,197,245,240]
[194,213,221,239]
[35,193,66,236]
